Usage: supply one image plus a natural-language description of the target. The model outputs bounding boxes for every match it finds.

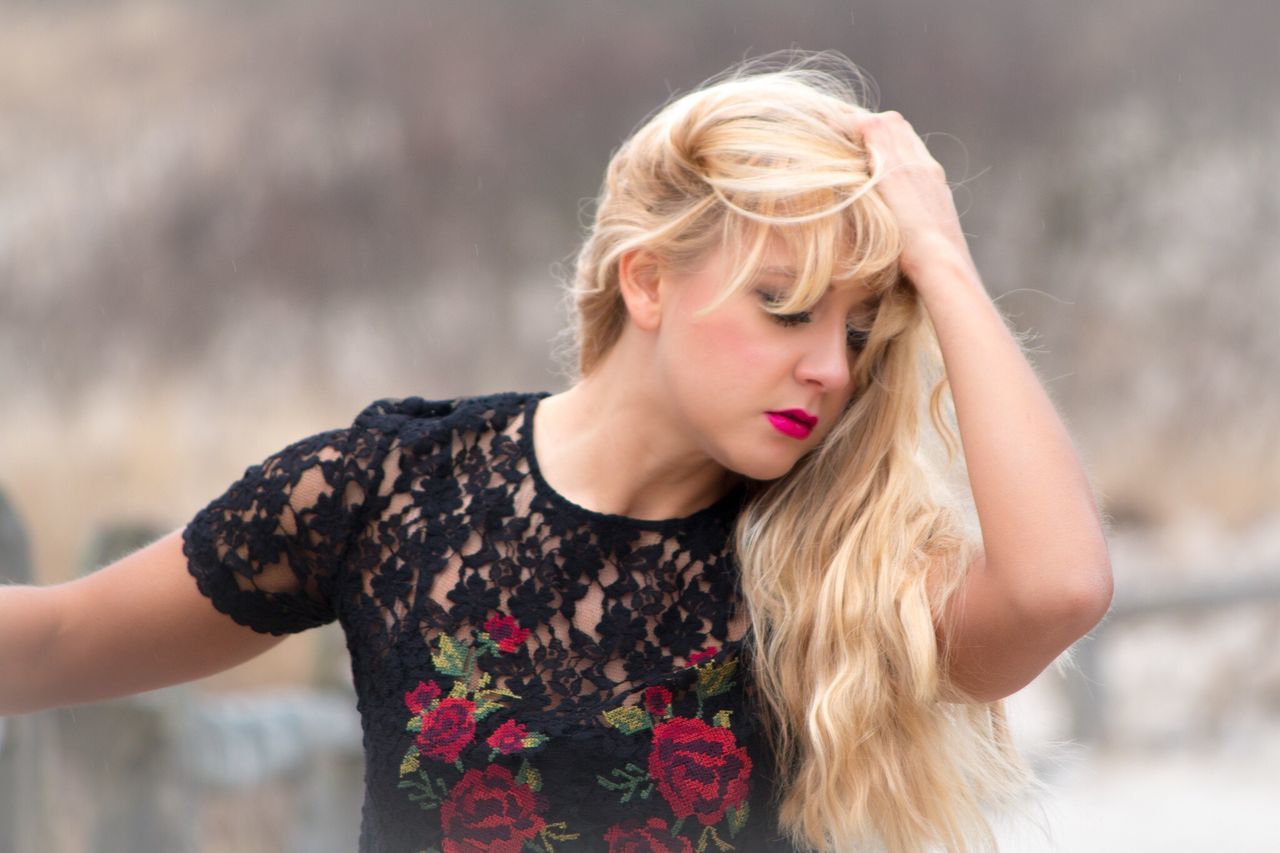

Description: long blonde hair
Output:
[562,52,1030,852]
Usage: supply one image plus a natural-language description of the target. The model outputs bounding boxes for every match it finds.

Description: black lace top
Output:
[182,390,795,852]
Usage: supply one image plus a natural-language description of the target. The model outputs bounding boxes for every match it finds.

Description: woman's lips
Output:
[765,410,816,439]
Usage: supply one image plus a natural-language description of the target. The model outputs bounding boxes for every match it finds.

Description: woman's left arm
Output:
[856,110,1114,703]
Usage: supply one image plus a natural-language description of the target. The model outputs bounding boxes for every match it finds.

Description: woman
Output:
[1,53,1112,851]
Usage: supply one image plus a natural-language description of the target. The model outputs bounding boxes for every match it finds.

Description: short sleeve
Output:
[182,419,386,636]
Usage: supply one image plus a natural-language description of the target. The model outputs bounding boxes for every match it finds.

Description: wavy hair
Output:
[560,51,1031,852]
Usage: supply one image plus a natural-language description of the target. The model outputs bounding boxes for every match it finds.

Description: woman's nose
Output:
[795,325,852,391]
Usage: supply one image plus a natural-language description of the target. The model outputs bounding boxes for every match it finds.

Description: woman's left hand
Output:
[843,110,977,284]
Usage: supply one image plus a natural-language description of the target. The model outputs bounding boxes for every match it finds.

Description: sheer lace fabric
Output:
[184,391,792,851]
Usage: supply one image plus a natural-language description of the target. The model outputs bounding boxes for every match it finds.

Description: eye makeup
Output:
[755,289,872,351]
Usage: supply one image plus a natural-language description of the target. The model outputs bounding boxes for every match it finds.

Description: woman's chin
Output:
[723,448,806,482]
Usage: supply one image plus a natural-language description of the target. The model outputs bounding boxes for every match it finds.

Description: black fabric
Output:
[184,390,796,852]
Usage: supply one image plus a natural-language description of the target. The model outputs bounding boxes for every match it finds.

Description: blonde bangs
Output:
[693,184,905,324]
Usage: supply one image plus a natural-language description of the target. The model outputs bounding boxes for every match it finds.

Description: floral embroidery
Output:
[398,614,571,849]
[604,816,695,853]
[598,654,753,851]
[644,686,673,716]
[484,613,531,652]
[689,647,719,665]
[406,680,443,713]
[401,617,753,850]
[440,764,546,852]
[417,697,478,763]
[487,720,530,755]
[649,717,751,827]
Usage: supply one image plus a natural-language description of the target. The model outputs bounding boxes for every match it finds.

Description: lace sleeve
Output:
[182,421,386,636]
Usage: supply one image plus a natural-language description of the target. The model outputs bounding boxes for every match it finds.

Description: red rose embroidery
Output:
[441,764,545,853]
[648,717,752,826]
[486,719,528,755]
[405,680,442,714]
[604,816,694,853]
[484,614,531,653]
[644,686,673,716]
[415,697,477,763]
[689,647,718,665]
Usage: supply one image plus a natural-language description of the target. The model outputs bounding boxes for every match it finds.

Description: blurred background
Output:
[1,0,1278,850]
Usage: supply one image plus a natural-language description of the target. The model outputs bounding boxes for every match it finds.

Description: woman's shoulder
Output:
[351,389,548,447]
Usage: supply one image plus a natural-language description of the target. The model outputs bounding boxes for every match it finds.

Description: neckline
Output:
[519,393,745,532]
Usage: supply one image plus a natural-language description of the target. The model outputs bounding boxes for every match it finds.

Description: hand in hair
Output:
[842,110,977,285]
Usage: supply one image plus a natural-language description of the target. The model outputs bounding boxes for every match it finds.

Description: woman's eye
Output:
[757,290,810,325]
[757,289,870,351]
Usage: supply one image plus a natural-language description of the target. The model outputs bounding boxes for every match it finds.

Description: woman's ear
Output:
[618,247,664,332]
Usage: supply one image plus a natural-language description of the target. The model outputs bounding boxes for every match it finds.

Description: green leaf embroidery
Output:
[516,758,543,792]
[601,704,653,735]
[540,822,581,845]
[727,801,750,836]
[432,634,469,676]
[396,769,446,811]
[713,709,733,728]
[478,634,502,656]
[695,659,738,701]
[399,746,421,776]
[520,731,549,749]
[595,763,650,802]
[697,824,734,851]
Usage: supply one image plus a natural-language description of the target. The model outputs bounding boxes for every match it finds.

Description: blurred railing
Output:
[0,492,363,853]
[1064,574,1280,747]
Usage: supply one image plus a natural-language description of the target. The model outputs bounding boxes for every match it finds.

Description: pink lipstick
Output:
[765,409,817,439]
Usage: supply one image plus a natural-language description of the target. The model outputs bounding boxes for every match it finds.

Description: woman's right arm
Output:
[0,528,284,716]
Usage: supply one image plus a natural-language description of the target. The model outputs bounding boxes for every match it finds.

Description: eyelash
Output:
[757,291,871,351]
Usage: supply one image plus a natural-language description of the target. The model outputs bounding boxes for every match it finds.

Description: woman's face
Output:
[653,241,880,481]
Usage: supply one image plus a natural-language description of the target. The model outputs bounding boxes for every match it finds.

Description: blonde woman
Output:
[1,53,1111,852]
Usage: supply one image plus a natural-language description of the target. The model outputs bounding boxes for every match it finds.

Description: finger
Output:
[828,111,874,179]
[862,113,935,165]
[833,106,876,139]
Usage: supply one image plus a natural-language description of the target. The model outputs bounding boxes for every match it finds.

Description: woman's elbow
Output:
[1047,552,1114,642]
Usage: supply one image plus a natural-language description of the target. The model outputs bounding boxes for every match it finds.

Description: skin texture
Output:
[534,245,877,520]
[1,530,285,715]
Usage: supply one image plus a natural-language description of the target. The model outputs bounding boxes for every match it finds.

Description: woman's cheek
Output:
[698,315,778,381]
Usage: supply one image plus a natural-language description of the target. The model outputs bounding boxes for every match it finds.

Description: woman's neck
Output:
[533,354,736,522]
